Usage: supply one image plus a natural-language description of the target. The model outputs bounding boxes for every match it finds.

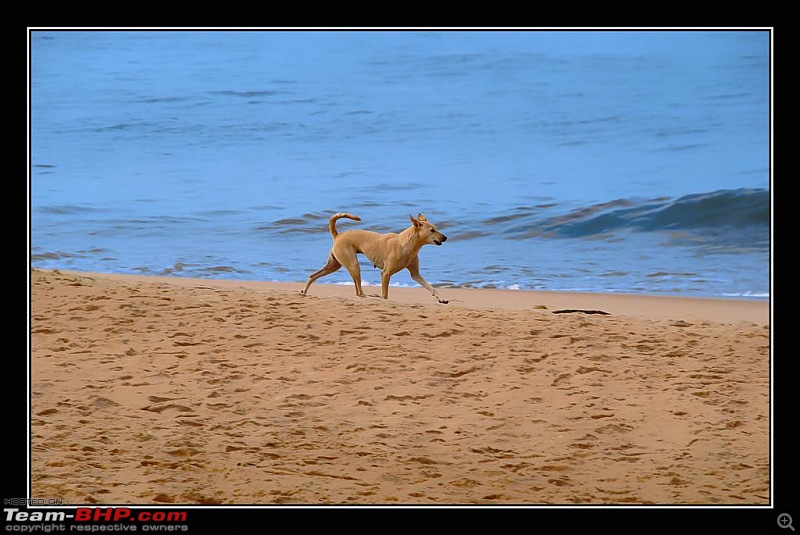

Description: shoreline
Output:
[39,269,769,325]
[30,268,770,504]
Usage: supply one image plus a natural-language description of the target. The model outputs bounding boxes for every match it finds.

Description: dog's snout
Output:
[441,235,448,242]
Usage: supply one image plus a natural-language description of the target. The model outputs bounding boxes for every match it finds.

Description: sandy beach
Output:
[29,268,770,505]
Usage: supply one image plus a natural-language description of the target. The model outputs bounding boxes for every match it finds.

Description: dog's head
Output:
[410,213,448,246]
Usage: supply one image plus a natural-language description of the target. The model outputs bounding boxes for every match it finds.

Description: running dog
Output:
[301,213,448,303]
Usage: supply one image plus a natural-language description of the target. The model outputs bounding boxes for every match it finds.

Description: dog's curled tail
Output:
[329,212,361,238]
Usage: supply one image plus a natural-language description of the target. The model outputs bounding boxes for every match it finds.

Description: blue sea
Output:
[29,29,771,299]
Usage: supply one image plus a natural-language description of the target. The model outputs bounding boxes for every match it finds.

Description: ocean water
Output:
[29,29,771,299]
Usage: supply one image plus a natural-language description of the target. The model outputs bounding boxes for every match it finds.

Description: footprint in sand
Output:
[143,403,195,414]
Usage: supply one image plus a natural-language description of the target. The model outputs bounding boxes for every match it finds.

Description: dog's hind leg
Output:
[301,253,341,296]
[339,254,366,298]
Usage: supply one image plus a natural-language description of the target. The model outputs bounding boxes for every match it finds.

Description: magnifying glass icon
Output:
[778,514,795,531]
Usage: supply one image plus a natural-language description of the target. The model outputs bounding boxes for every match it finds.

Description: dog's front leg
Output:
[380,271,392,300]
[407,258,448,304]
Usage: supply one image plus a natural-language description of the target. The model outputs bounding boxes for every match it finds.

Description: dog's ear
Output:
[417,213,427,222]
[409,215,421,228]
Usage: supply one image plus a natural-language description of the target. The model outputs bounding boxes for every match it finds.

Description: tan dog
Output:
[301,212,449,303]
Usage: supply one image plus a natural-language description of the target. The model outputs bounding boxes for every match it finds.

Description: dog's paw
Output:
[437,298,449,304]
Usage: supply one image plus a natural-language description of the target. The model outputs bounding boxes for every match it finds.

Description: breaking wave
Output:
[489,188,769,250]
